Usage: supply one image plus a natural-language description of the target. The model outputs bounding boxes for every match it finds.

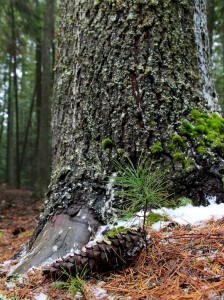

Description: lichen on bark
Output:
[15,0,224,273]
[32,0,221,243]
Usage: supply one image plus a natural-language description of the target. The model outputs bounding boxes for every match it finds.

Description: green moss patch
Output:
[146,212,168,225]
[177,197,193,207]
[173,152,184,161]
[172,135,185,146]
[101,138,113,151]
[163,110,224,168]
[151,142,163,154]
[105,226,129,238]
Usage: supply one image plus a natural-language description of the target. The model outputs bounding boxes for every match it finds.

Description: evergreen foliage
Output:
[113,158,168,218]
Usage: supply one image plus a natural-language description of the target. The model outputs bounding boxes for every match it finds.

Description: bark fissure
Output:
[37,0,211,239]
[14,0,224,274]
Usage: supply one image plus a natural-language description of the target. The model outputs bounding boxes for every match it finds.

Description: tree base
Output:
[13,207,101,274]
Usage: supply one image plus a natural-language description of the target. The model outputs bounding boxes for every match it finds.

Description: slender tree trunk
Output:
[15,0,224,273]
[206,0,215,56]
[6,55,14,187]
[35,0,54,196]
[0,101,6,149]
[10,0,20,188]
[0,73,7,148]
[222,7,224,106]
[19,85,36,172]
[32,0,42,188]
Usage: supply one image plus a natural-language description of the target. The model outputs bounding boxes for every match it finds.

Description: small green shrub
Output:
[113,158,168,218]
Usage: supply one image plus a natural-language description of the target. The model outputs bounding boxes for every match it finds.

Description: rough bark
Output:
[14,0,224,273]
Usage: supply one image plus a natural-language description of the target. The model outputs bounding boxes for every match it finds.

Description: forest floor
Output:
[0,187,224,299]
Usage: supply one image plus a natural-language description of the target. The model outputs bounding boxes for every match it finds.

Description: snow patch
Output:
[152,200,224,229]
[206,195,216,205]
[52,245,58,252]
[91,285,116,299]
[33,293,48,300]
[87,210,146,246]
[101,173,117,220]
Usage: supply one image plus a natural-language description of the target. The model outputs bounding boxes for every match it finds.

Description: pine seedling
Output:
[113,157,168,230]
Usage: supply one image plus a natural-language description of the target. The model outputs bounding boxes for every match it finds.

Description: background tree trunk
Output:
[35,0,54,197]
[10,0,20,188]
[15,0,223,273]
[6,55,14,187]
[207,0,216,56]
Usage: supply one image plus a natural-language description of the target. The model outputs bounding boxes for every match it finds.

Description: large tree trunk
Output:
[15,0,223,273]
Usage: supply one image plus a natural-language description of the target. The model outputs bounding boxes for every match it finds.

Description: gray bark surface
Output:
[14,0,223,273]
[50,0,205,218]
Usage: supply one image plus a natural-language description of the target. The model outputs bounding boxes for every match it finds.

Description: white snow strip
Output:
[152,199,224,229]
[91,285,116,299]
[33,293,48,300]
[87,211,146,246]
